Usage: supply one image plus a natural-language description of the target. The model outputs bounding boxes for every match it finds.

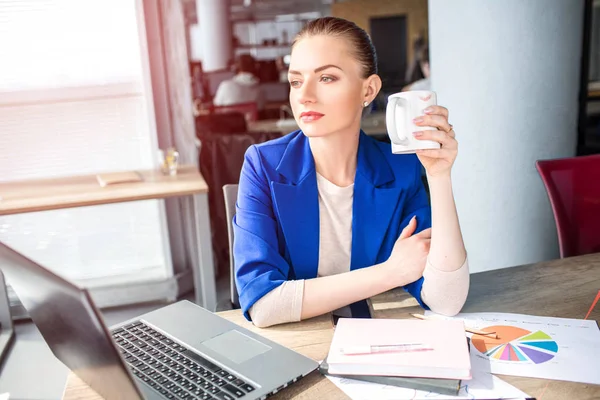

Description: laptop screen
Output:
[0,241,142,400]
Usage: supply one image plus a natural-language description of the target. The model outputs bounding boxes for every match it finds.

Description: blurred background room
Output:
[0,0,599,398]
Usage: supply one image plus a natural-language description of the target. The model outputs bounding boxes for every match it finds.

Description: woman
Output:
[234,17,468,328]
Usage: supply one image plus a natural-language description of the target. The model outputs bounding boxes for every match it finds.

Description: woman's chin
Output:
[300,123,360,138]
[299,123,333,137]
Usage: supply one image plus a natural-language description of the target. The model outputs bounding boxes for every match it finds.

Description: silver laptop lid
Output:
[0,241,143,400]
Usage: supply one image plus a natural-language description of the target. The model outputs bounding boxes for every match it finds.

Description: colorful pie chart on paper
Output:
[472,325,558,364]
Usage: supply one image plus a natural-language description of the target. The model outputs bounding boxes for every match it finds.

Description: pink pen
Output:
[340,343,434,355]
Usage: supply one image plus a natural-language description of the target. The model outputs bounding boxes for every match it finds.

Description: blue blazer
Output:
[233,130,432,320]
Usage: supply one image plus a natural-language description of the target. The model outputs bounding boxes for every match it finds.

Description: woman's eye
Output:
[290,80,301,88]
[320,76,336,83]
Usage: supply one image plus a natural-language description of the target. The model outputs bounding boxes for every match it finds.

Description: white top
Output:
[213,72,264,110]
[248,173,469,327]
[315,173,354,278]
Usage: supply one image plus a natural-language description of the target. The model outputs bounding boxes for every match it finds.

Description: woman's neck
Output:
[309,128,360,187]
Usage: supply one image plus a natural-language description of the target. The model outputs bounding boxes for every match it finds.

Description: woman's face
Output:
[288,35,368,138]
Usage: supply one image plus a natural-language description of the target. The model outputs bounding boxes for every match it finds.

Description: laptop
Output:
[0,242,318,400]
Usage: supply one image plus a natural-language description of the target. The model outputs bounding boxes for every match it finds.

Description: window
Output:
[0,0,172,292]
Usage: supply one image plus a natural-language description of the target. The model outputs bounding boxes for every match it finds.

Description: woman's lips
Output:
[300,112,324,122]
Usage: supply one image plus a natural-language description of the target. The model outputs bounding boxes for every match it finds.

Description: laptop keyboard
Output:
[112,321,256,400]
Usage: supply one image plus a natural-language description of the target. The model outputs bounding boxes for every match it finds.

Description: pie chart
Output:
[472,325,558,364]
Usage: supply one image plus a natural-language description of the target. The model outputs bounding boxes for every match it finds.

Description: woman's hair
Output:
[292,17,378,79]
[418,44,429,65]
[405,36,428,83]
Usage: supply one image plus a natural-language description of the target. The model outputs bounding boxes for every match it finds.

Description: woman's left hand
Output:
[412,105,457,178]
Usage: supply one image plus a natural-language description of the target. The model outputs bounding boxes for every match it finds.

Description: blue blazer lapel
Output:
[271,131,401,279]
[271,133,320,280]
[351,132,401,271]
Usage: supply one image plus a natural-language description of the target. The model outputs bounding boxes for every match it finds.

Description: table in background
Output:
[63,253,600,400]
[0,166,217,312]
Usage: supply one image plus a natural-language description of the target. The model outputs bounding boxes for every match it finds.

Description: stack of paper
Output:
[326,368,530,400]
[426,311,600,385]
[321,317,534,399]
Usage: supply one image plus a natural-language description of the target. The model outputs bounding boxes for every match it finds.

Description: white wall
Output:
[428,0,585,272]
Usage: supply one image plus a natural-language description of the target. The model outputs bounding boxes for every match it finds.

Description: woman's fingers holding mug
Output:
[423,105,449,119]
[413,114,452,132]
[415,148,454,159]
[413,129,455,147]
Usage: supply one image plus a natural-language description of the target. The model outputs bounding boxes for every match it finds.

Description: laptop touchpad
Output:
[202,330,271,364]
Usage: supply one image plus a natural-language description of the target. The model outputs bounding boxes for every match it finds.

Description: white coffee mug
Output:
[386,90,441,154]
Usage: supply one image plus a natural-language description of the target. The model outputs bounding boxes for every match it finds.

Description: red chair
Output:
[536,154,600,258]
[213,102,258,123]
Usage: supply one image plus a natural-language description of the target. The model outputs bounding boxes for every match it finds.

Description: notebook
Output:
[327,318,472,380]
[319,356,462,396]
[96,171,143,187]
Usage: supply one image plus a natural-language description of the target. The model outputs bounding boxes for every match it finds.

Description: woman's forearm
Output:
[300,262,403,320]
[426,174,467,271]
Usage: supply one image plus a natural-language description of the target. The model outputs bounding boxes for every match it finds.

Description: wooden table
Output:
[63,253,600,400]
[0,165,217,311]
[249,112,388,137]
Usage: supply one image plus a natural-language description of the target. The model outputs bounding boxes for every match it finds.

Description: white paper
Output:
[326,368,530,400]
[425,311,600,385]
[0,393,9,400]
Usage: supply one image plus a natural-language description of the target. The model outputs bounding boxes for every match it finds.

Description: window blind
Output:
[0,0,172,289]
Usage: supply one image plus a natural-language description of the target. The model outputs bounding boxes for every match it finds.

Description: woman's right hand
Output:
[382,216,431,286]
